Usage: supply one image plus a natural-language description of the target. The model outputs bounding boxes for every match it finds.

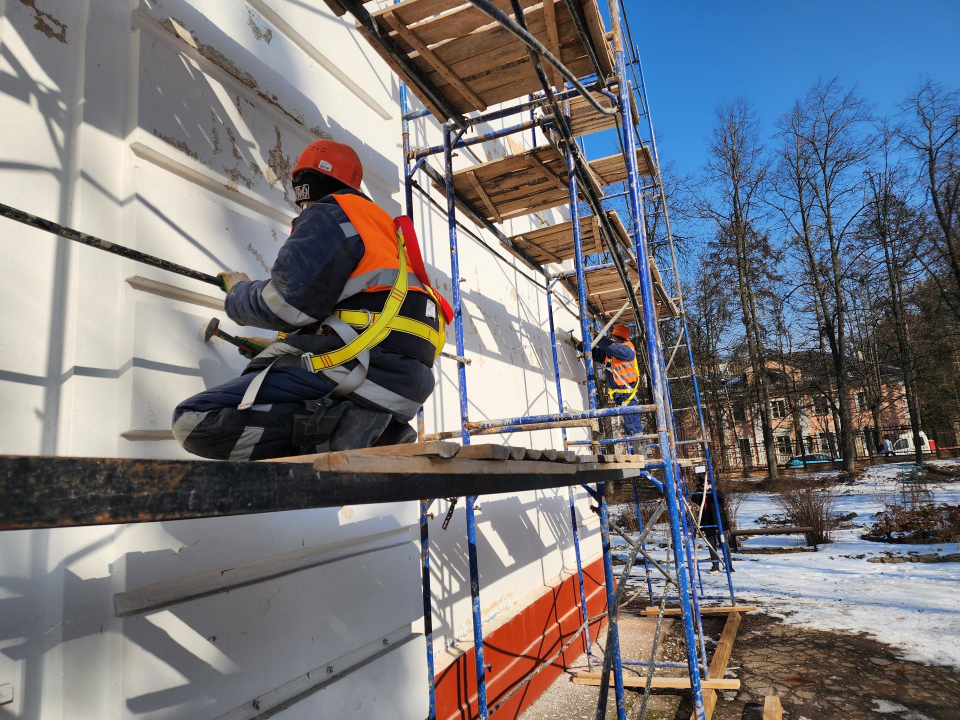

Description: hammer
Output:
[203,318,266,355]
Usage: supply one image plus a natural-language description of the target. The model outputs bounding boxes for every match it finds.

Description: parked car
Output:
[889,430,933,455]
[785,453,839,468]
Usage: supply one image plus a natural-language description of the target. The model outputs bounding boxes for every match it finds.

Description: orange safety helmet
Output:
[292,139,363,192]
[611,325,631,341]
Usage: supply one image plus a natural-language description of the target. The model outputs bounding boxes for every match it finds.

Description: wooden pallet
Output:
[439,146,655,225]
[508,210,631,264]
[359,0,613,120]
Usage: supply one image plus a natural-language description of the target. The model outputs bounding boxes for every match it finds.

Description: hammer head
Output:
[203,317,220,343]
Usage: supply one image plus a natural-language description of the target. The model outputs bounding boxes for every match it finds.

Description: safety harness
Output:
[607,346,641,405]
[237,209,450,412]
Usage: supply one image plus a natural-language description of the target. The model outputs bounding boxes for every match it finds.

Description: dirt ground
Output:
[520,609,960,720]
[708,612,960,720]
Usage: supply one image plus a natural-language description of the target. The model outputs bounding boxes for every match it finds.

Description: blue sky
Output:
[585,1,960,180]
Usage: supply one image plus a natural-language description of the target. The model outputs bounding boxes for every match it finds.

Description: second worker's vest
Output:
[607,340,640,404]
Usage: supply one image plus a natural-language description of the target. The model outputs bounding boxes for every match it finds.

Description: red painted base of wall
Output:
[433,556,608,720]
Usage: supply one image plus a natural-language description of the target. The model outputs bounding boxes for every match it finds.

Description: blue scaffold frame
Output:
[370,0,743,718]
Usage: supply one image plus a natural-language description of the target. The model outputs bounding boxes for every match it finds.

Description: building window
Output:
[813,395,829,416]
[733,402,747,422]
[771,399,787,419]
[820,432,837,456]
[775,435,793,457]
[738,437,753,468]
[854,390,868,412]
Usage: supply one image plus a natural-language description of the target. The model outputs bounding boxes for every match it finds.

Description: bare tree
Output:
[862,126,926,463]
[898,79,960,315]
[772,79,873,472]
[699,98,781,479]
[686,250,734,472]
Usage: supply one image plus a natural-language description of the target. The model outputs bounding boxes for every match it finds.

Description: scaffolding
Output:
[335,0,741,718]
[0,1,754,718]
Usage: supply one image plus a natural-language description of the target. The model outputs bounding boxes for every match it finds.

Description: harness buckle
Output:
[358,308,373,330]
[300,352,316,374]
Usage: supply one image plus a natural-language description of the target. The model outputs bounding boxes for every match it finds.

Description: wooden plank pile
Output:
[303,442,649,475]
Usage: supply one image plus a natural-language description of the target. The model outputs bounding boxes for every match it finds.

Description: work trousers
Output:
[172,366,335,461]
[611,390,644,454]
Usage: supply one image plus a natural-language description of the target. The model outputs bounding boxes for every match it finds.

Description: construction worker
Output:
[172,140,447,460]
[579,325,644,454]
[690,481,732,574]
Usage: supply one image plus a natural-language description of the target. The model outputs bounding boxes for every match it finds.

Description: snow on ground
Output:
[614,460,960,671]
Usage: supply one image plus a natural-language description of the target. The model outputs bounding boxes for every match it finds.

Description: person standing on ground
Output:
[881,436,895,457]
[690,481,732,574]
[172,140,448,460]
[577,325,644,454]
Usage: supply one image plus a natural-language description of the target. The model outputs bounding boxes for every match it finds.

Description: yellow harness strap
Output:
[333,309,444,359]
[303,232,410,373]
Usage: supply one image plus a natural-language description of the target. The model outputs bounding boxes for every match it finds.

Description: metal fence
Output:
[714,422,960,473]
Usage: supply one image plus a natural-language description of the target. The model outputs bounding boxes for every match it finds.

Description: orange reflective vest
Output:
[300,194,446,371]
[608,340,640,403]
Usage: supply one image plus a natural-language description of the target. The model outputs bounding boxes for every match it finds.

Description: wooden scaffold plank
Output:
[763,695,783,720]
[640,605,757,617]
[573,674,740,691]
[0,454,649,532]
[361,0,614,120]
[692,610,743,720]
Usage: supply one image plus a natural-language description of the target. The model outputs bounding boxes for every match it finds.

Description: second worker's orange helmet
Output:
[293,139,363,192]
[611,325,631,341]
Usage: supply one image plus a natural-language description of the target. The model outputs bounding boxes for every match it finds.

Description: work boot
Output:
[374,419,418,446]
[708,565,720,574]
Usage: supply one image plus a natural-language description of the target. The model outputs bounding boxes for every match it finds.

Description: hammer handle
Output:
[216,329,266,354]
[0,202,222,287]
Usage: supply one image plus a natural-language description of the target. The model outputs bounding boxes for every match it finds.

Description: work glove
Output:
[217,271,251,292]
[236,336,276,359]
[572,336,584,353]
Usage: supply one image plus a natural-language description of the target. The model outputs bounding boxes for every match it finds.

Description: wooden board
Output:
[589,147,657,185]
[272,441,461,462]
[573,674,740,690]
[564,82,641,137]
[731,527,813,537]
[0,455,643,531]
[763,696,783,720]
[567,262,639,318]
[456,444,514,460]
[312,453,580,475]
[509,210,632,265]
[641,605,757,617]
[693,610,743,720]
[567,258,677,319]
[440,147,654,225]
[362,0,614,120]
